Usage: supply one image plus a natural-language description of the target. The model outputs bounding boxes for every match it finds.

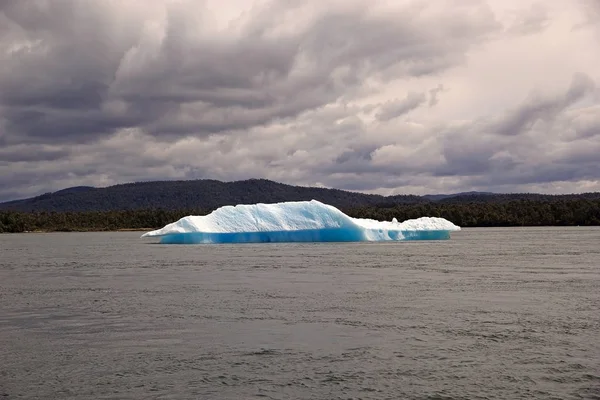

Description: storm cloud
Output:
[1,0,599,201]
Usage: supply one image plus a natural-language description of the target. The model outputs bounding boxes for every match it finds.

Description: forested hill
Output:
[0,179,426,212]
[2,178,600,213]
[435,192,600,204]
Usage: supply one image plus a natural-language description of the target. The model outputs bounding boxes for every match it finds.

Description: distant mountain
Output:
[0,179,426,212]
[2,179,599,212]
[52,186,95,195]
[435,192,600,204]
[422,191,494,201]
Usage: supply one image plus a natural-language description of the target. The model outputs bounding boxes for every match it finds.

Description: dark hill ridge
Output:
[53,186,95,195]
[436,192,600,204]
[0,179,425,212]
[422,191,494,201]
[1,178,599,212]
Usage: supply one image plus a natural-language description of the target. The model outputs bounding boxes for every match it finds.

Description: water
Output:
[1,227,599,400]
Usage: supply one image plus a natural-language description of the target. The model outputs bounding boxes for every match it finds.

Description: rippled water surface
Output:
[1,228,599,399]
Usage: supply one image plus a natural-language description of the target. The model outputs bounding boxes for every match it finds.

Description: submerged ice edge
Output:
[141,199,460,244]
[156,228,453,244]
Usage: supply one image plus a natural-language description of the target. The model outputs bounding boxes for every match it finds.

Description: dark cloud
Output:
[0,145,70,162]
[493,73,595,136]
[1,1,599,201]
[334,148,375,165]
[376,92,427,121]
[437,74,600,187]
[0,1,144,142]
[467,160,600,188]
[428,84,445,107]
[0,0,499,146]
[572,108,600,139]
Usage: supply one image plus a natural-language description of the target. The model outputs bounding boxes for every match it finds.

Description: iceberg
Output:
[141,200,460,244]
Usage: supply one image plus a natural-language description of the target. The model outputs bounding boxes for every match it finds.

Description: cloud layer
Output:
[1,0,599,201]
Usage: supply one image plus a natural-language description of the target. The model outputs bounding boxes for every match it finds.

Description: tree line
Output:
[1,198,599,233]
[0,208,209,233]
[347,198,600,227]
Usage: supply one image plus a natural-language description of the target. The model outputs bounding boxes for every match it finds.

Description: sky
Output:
[1,0,600,201]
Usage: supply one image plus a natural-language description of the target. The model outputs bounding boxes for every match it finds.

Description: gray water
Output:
[1,228,599,400]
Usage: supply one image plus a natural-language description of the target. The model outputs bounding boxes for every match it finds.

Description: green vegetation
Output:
[0,208,208,233]
[348,198,600,227]
[2,198,599,233]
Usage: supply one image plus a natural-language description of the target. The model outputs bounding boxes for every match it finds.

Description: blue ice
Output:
[141,200,460,244]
